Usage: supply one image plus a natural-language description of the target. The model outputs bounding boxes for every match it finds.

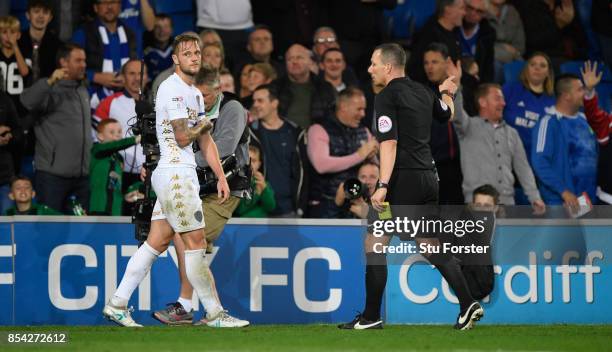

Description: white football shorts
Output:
[151,167,205,233]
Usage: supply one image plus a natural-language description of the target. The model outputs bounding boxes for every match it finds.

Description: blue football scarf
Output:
[91,22,130,111]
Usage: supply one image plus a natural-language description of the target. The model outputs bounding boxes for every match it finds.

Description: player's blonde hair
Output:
[172,32,201,55]
[0,16,20,32]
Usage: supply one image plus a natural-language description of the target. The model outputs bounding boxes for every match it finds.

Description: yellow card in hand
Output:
[378,202,392,220]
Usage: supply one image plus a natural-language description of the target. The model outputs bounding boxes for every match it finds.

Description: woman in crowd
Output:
[503,51,556,204]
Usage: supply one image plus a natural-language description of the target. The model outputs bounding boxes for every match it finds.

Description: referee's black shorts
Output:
[387,168,440,239]
[387,168,439,205]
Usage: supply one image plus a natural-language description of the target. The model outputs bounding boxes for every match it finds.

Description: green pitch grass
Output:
[1,325,611,351]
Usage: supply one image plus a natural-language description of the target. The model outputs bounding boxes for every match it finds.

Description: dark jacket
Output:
[458,20,496,83]
[513,0,592,59]
[407,17,462,84]
[249,119,309,216]
[592,0,612,37]
[20,79,92,177]
[0,92,21,185]
[272,73,337,127]
[426,82,461,164]
[18,29,63,81]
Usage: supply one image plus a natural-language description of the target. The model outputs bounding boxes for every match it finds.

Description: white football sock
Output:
[184,249,223,317]
[112,242,160,307]
[177,296,193,312]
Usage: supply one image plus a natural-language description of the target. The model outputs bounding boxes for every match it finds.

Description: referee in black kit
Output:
[339,43,483,330]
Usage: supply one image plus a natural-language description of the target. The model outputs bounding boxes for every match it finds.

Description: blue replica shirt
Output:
[144,45,173,81]
[559,111,598,202]
[119,0,144,57]
[458,25,479,57]
[531,109,598,204]
[503,81,555,163]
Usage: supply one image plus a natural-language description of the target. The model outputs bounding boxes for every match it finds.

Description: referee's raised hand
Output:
[439,76,458,96]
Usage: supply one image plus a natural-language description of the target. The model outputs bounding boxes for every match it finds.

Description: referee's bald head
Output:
[374,43,407,69]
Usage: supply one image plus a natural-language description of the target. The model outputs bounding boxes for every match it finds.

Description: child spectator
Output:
[17,0,62,179]
[1,16,30,155]
[235,144,276,218]
[89,118,140,215]
[5,175,62,215]
[1,16,30,94]
[19,0,61,82]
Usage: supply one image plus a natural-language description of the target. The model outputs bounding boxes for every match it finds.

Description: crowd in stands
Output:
[0,0,611,218]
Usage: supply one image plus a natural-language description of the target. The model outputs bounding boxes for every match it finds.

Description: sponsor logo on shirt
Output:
[378,116,392,133]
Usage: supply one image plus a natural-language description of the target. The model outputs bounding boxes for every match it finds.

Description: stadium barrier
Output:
[0,216,610,325]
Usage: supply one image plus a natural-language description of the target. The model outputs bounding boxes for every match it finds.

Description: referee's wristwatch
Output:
[376,181,389,190]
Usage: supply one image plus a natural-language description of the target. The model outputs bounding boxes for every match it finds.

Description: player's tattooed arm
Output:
[170,118,213,148]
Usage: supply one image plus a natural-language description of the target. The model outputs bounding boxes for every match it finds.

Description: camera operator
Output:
[335,161,379,219]
[151,63,251,325]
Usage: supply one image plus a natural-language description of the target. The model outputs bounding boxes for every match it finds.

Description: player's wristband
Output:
[440,90,455,101]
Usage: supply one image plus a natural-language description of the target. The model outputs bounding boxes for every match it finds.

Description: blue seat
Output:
[560,61,612,82]
[595,83,612,113]
[503,60,526,84]
[169,13,195,36]
[151,0,193,14]
[384,0,435,40]
[575,0,601,59]
[10,0,27,11]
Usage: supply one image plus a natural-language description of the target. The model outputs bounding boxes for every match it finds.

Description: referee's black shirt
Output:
[374,77,452,170]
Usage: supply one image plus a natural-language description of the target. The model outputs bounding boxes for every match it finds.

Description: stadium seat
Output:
[560,61,612,83]
[151,0,193,14]
[575,0,602,60]
[595,83,612,112]
[9,0,27,30]
[384,0,435,42]
[10,0,27,11]
[169,13,196,36]
[503,60,526,84]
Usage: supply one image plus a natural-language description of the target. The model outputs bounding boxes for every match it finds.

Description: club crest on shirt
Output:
[187,107,198,120]
[378,116,392,133]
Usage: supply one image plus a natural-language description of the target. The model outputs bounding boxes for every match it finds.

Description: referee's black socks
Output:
[363,252,387,321]
[432,254,474,312]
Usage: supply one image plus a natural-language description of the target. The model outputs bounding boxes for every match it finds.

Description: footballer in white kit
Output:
[103,33,249,328]
[150,71,207,233]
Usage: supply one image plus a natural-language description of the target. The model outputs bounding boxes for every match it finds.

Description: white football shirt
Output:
[155,73,205,169]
